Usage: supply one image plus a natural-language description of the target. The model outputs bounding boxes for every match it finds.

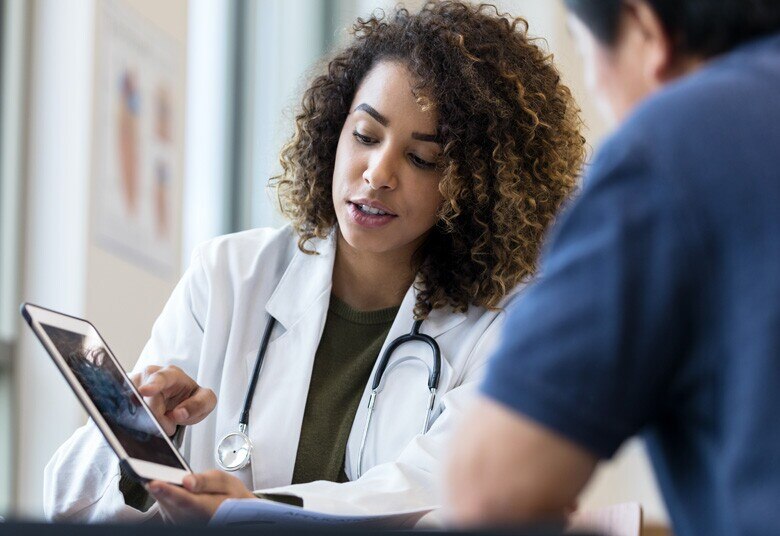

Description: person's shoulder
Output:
[624,35,780,147]
[584,51,757,193]
[192,224,299,276]
[591,35,780,207]
[440,284,529,371]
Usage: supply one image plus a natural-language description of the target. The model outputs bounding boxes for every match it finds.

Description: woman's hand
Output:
[147,471,256,524]
[130,365,217,436]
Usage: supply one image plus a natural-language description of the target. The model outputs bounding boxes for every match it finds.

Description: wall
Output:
[14,0,187,518]
[84,0,188,372]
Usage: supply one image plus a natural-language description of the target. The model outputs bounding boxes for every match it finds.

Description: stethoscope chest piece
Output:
[216,424,252,471]
[215,317,277,472]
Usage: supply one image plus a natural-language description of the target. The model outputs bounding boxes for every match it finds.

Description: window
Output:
[0,0,29,516]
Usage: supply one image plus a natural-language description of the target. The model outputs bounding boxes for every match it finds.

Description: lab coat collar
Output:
[396,278,467,339]
[265,232,336,333]
[265,230,467,339]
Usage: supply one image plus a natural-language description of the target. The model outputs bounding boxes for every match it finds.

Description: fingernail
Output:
[183,475,196,491]
[177,408,189,420]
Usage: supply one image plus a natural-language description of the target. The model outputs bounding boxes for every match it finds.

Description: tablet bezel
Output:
[21,302,192,484]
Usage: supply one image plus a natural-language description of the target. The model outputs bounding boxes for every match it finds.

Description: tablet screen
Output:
[40,323,185,469]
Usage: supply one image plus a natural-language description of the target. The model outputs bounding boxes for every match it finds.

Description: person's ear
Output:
[623,0,675,84]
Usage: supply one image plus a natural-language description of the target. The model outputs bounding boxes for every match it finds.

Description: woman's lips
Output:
[347,201,397,229]
[349,198,397,216]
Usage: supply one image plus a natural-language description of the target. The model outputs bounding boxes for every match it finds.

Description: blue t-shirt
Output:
[482,33,780,536]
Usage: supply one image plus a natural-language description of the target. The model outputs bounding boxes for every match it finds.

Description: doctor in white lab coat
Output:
[43,1,584,525]
[44,224,509,523]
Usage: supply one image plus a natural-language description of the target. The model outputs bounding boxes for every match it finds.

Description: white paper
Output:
[210,498,432,529]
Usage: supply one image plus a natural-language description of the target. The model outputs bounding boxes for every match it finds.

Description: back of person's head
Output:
[565,0,780,57]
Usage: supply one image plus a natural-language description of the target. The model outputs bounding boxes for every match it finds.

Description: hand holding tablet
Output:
[21,303,195,485]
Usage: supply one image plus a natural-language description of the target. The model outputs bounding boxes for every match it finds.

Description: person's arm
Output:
[447,396,597,526]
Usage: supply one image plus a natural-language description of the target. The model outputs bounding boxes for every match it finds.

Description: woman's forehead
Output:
[351,61,438,130]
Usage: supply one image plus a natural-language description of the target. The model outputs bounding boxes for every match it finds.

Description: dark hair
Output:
[272,1,585,319]
[564,0,780,57]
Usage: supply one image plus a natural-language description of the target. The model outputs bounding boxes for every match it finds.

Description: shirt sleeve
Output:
[481,132,702,459]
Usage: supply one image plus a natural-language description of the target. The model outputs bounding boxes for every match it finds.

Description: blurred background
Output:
[0,0,665,526]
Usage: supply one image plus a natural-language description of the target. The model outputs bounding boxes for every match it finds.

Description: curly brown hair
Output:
[271,0,585,318]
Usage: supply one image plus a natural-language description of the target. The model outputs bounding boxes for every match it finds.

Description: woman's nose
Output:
[362,149,398,190]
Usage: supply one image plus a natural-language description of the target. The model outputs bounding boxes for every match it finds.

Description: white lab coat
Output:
[43,225,513,524]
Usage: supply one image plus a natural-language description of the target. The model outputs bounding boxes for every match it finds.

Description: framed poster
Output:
[92,0,182,276]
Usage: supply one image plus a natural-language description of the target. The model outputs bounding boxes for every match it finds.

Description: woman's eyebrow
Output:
[354,102,440,143]
[412,132,439,143]
[355,103,388,126]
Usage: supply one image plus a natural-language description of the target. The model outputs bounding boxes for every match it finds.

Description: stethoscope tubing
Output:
[356,318,441,478]
[240,316,276,427]
[217,313,442,477]
[215,316,275,471]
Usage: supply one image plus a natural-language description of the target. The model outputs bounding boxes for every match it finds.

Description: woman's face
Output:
[332,60,444,257]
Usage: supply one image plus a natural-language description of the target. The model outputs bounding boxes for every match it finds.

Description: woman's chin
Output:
[341,234,394,255]
[337,225,398,255]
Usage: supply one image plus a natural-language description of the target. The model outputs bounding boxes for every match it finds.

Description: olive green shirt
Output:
[291,295,399,484]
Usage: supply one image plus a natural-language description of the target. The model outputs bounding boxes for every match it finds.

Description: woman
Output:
[44,0,584,524]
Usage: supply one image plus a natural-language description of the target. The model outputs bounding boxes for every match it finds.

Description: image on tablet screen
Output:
[40,323,184,469]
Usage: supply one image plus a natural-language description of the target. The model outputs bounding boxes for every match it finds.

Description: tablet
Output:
[21,302,192,484]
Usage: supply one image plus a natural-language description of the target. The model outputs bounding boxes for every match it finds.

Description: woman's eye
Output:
[352,131,376,145]
[408,153,437,170]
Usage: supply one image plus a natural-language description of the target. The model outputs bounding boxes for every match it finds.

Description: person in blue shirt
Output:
[446,1,780,535]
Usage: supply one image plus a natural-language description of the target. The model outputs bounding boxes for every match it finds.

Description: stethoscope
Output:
[216,314,442,478]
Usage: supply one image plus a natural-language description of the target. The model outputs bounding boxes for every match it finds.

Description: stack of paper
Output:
[210,499,432,529]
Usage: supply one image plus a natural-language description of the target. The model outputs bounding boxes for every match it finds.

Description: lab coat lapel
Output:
[383,280,470,343]
[246,234,336,489]
[264,234,336,333]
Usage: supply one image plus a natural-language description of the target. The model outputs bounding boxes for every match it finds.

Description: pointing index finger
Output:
[137,370,173,396]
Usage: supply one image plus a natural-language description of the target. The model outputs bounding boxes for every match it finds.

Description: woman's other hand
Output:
[130,365,216,436]
[147,471,256,524]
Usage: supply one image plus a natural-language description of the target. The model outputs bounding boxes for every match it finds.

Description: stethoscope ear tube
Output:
[358,319,442,478]
[371,319,441,391]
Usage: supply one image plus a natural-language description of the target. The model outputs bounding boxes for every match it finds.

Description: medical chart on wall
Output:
[93,0,181,276]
